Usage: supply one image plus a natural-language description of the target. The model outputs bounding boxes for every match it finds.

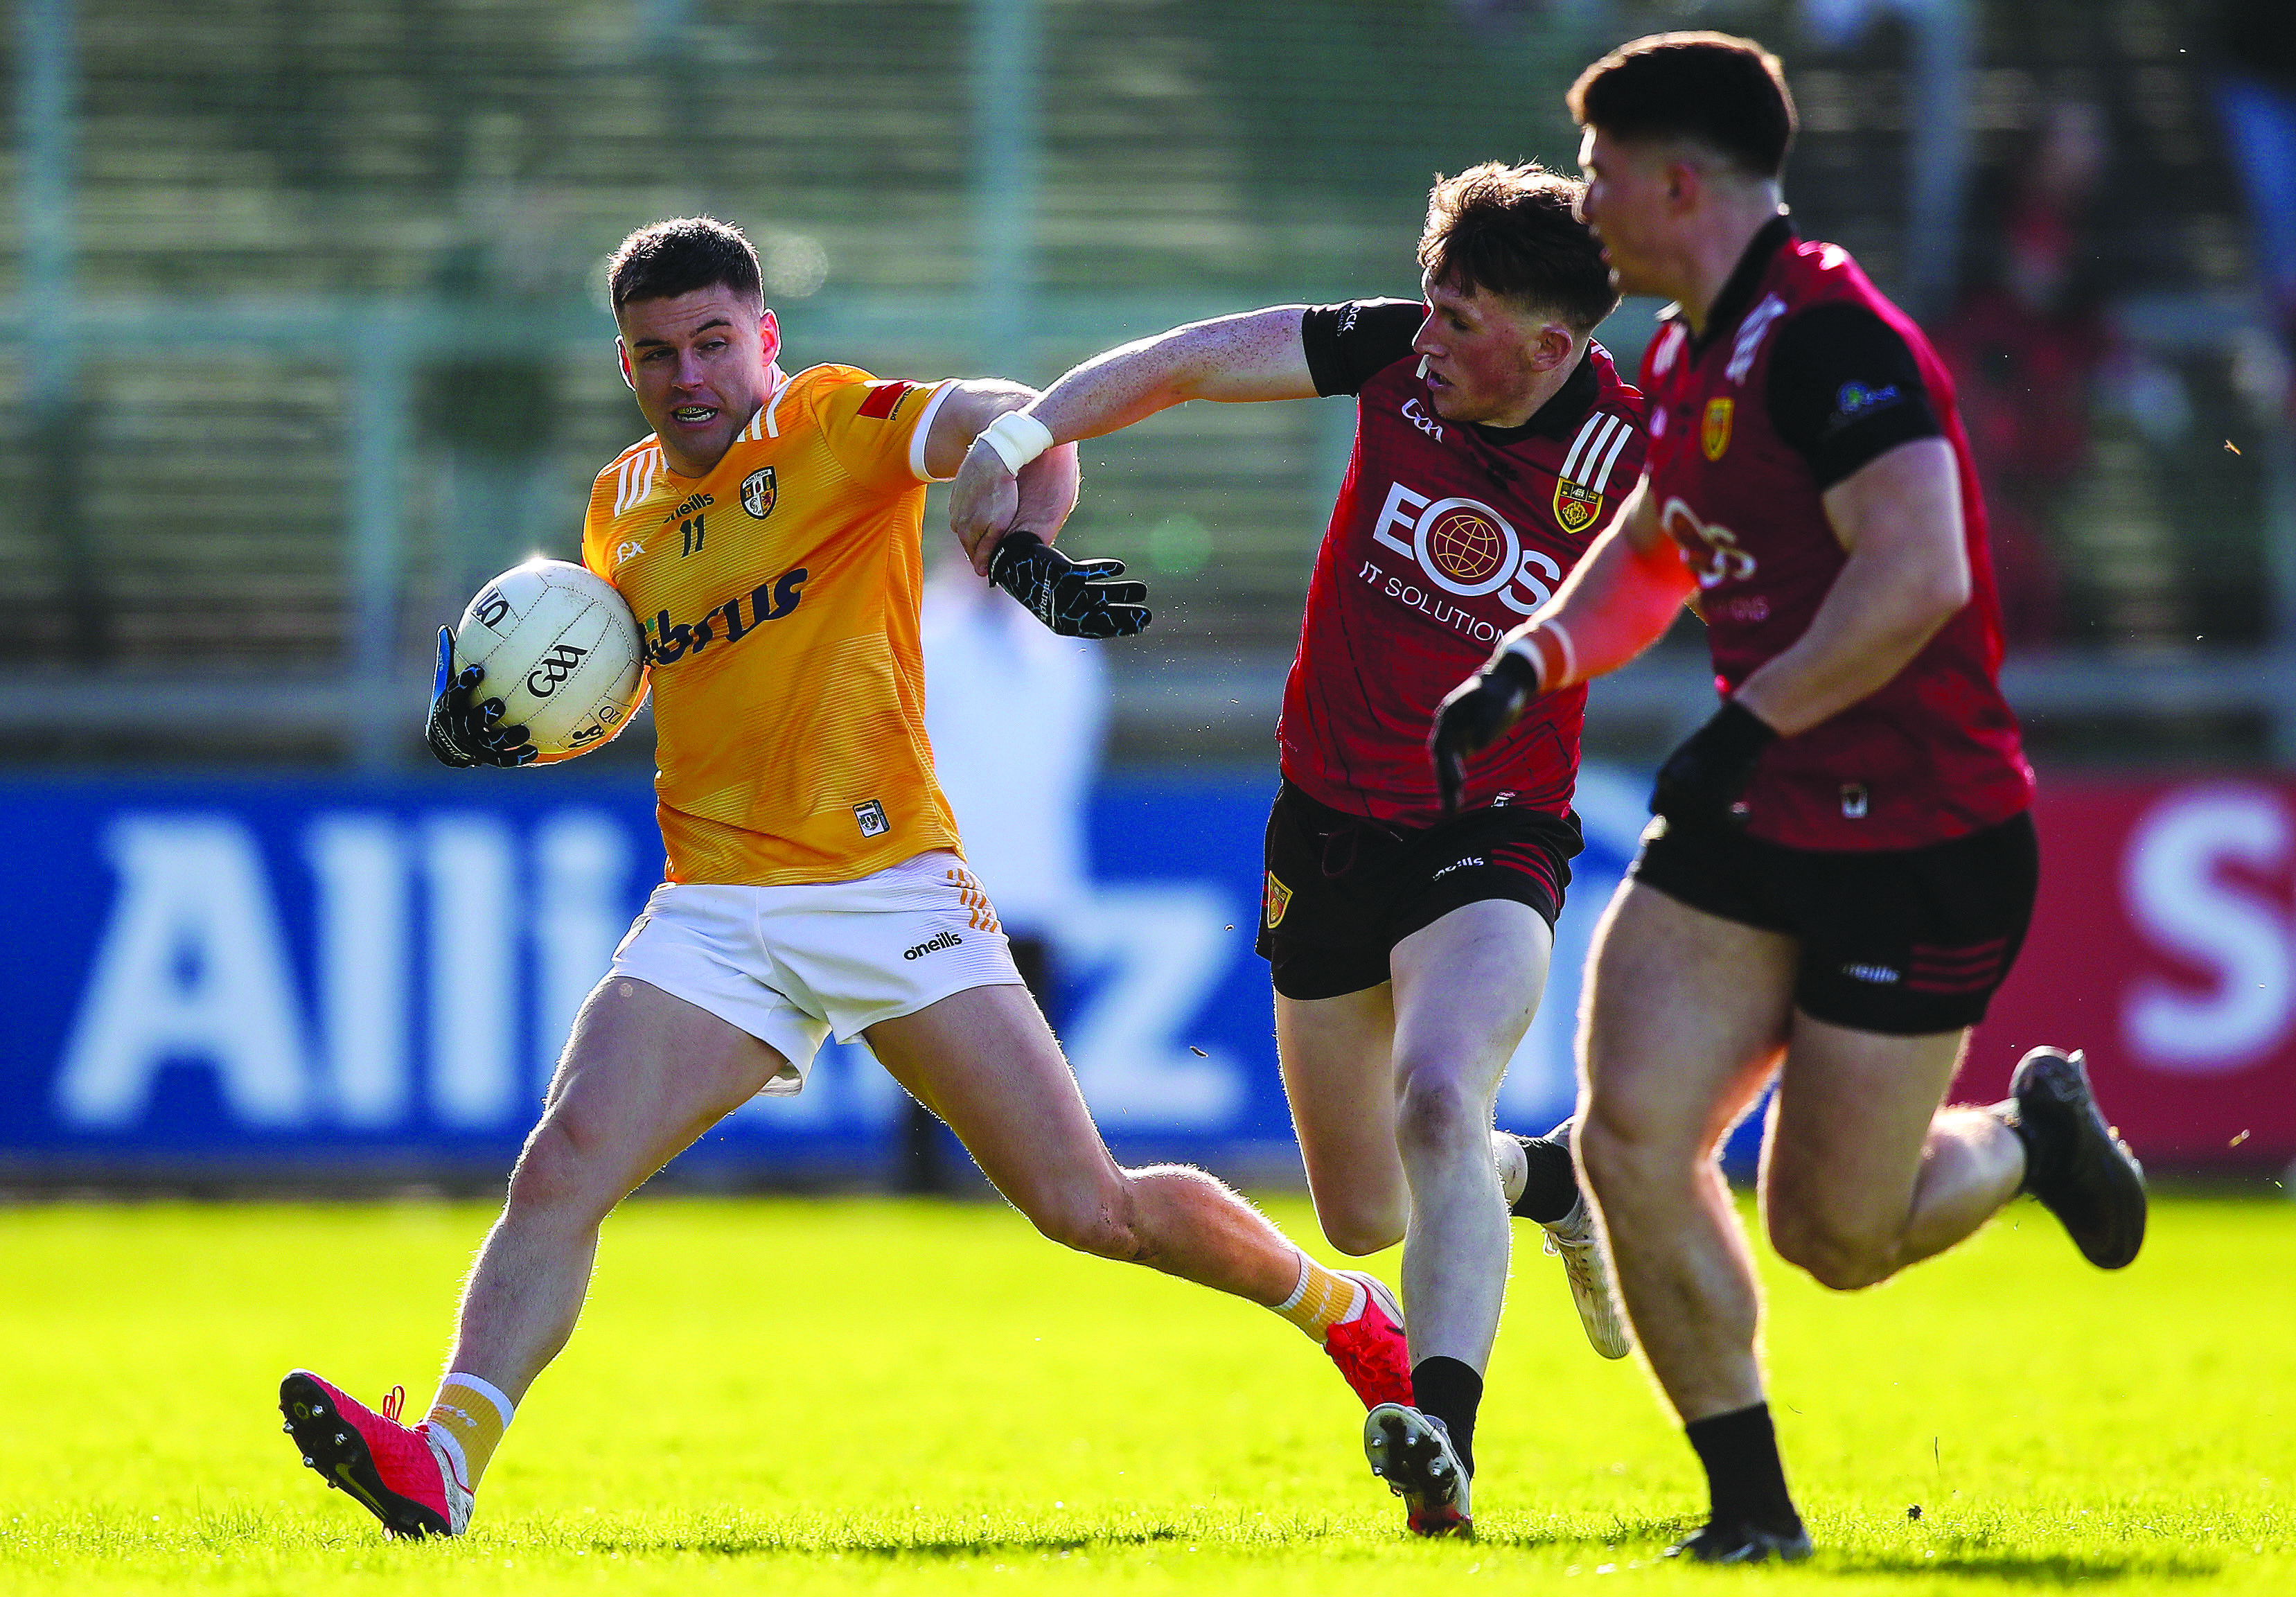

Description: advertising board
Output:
[0,771,1641,1181]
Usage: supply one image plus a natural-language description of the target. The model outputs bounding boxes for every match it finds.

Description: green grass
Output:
[0,1192,2288,1594]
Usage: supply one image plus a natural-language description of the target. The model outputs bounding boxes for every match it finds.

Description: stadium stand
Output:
[0,0,2277,764]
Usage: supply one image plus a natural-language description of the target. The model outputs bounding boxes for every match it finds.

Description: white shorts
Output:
[606,849,1021,1095]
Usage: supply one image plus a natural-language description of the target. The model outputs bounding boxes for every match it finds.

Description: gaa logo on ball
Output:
[451,558,646,765]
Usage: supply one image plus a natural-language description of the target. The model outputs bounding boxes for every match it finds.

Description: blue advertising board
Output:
[0,768,1654,1182]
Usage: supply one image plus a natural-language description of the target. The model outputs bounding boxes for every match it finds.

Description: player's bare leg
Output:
[1386,901,1548,1372]
[1274,982,1406,1256]
[1760,1017,2023,1290]
[1578,882,1793,1424]
[443,977,791,1401]
[1577,881,1814,1559]
[1273,901,1547,1531]
[864,982,1411,1411]
[281,976,788,1534]
[868,982,1300,1298]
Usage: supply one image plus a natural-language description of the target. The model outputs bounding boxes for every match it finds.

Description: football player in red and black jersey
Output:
[1432,35,2146,1563]
[953,163,1645,1536]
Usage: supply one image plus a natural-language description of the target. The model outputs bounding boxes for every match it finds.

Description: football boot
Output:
[1663,1519,1814,1564]
[1540,1194,1634,1360]
[1363,1402,1472,1537]
[1321,1271,1413,1411]
[1998,1047,2146,1269]
[279,1370,471,1537]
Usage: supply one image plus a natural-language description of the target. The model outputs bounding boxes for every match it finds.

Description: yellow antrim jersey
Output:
[581,363,963,886]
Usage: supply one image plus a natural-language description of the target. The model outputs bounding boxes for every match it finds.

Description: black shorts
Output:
[1256,781,1582,1001]
[1630,809,2039,1036]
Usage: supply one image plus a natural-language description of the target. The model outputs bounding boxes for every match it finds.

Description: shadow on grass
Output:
[1451,1520,2225,1585]
[1826,1550,2224,1584]
[648,1533,1172,1560]
[567,1523,1275,1561]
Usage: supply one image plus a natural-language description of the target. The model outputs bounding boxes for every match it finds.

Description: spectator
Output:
[2216,0,2296,424]
[1936,103,2113,647]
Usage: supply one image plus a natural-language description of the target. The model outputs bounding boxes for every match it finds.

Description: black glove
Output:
[425,626,538,768]
[1429,646,1542,817]
[1650,699,1776,829]
[987,531,1151,639]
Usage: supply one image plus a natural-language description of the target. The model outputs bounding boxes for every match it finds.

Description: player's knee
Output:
[1318,1202,1405,1258]
[1767,1207,1893,1291]
[1577,1101,1658,1199]
[504,1113,618,1225]
[1391,1066,1485,1161]
[1022,1170,1144,1262]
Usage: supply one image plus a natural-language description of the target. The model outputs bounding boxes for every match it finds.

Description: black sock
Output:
[1411,1357,1483,1478]
[1508,1122,1580,1224]
[1684,1402,1801,1533]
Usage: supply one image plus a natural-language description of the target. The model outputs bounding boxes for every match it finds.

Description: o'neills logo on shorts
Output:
[905,930,962,960]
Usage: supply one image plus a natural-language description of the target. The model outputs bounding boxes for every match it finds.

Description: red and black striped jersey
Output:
[1639,219,2033,849]
[1281,299,1645,828]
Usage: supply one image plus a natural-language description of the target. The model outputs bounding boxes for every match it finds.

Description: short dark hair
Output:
[606,216,763,312]
[1416,161,1618,331]
[1567,33,1797,180]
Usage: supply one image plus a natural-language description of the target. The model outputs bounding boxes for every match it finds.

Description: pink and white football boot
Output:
[279,1370,473,1538]
[1321,1271,1413,1411]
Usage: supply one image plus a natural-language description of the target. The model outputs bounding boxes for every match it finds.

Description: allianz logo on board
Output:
[53,812,635,1132]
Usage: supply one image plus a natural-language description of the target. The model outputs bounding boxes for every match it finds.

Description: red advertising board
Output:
[1966,777,2296,1167]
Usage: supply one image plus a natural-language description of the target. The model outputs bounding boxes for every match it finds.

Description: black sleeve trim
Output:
[1300,299,1425,398]
[1765,303,1942,490]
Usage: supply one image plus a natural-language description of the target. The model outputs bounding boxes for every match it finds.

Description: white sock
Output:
[1492,1130,1529,1208]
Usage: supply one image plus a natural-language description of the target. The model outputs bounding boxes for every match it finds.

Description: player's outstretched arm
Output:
[951,306,1319,573]
[1729,436,1970,736]
[928,378,1083,549]
[928,378,1147,639]
[1429,479,1693,812]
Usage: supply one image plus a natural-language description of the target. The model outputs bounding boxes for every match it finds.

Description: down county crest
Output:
[1262,870,1293,930]
[1554,477,1602,535]
[740,466,777,519]
[1702,397,1735,461]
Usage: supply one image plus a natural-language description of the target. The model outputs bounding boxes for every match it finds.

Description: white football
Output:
[453,558,646,764]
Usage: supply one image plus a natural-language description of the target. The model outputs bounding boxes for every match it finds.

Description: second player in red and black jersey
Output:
[1633,215,2031,849]
[951,161,1645,1538]
[1432,33,2146,1567]
[1287,294,1644,829]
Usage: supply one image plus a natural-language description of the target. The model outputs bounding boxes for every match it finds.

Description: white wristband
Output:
[1504,622,1576,694]
[975,409,1055,475]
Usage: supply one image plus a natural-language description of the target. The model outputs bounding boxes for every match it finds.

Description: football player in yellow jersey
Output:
[279,217,1411,1539]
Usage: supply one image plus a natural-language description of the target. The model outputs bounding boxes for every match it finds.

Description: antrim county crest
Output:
[1554,477,1602,535]
[1262,871,1293,929]
[740,466,778,519]
[1702,397,1735,461]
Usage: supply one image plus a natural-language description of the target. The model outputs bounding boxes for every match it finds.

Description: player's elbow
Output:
[1877,541,1970,641]
[1918,549,1972,622]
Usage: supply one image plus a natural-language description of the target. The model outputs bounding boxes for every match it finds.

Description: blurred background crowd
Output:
[3,0,2291,772]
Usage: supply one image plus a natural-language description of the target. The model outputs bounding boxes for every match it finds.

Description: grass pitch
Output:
[0,1191,2287,1594]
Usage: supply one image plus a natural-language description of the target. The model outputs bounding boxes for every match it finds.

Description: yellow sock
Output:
[425,1372,514,1490]
[1273,1251,1366,1344]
